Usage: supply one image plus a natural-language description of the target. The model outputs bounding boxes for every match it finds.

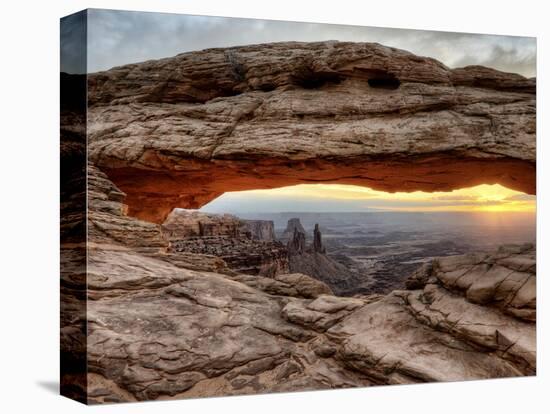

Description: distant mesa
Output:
[242,219,276,242]
[282,217,307,241]
[162,209,287,277]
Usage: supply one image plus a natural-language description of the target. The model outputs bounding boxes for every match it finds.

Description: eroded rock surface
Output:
[326,246,536,383]
[86,245,367,402]
[62,167,536,404]
[86,41,536,222]
[162,209,289,276]
[432,244,536,321]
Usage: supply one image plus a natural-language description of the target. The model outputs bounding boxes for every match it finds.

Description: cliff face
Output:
[162,209,244,238]
[241,219,276,241]
[162,210,276,241]
[161,209,288,276]
[170,236,289,277]
[86,41,535,223]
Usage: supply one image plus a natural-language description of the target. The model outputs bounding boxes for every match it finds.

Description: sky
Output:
[201,184,536,214]
[74,9,537,76]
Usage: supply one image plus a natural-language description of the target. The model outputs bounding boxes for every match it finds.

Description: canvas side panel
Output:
[60,9,88,404]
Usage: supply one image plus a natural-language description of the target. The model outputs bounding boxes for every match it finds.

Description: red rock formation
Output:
[162,209,244,239]
[86,42,536,223]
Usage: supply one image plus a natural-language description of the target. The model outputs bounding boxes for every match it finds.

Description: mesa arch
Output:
[86,41,536,223]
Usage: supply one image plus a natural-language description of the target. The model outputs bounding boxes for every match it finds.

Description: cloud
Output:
[505,193,537,201]
[363,198,505,209]
[60,11,87,74]
[201,195,384,213]
[85,9,536,77]
[452,44,536,77]
[432,194,479,201]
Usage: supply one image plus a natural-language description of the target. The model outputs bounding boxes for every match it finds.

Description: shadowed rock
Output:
[242,219,276,241]
[287,227,306,254]
[313,223,326,254]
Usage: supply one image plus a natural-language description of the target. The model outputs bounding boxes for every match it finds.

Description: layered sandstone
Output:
[407,244,536,322]
[162,209,289,276]
[86,41,536,222]
[162,209,276,241]
[162,209,244,239]
[330,245,536,382]
[243,219,276,241]
[170,236,289,276]
[84,242,535,402]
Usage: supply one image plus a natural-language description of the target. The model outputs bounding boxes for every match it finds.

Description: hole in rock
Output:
[291,70,343,89]
[367,73,401,89]
[163,183,535,297]
[258,83,276,92]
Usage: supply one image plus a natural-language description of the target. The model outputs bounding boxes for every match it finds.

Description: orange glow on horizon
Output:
[217,183,536,213]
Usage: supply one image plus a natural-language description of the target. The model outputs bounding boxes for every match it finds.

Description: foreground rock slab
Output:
[86,245,370,402]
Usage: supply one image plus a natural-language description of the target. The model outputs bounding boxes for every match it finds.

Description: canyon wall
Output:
[243,219,276,241]
[162,209,289,276]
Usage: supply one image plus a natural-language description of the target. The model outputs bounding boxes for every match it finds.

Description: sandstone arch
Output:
[87,41,536,223]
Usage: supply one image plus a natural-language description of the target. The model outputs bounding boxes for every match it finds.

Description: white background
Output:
[0,0,548,412]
